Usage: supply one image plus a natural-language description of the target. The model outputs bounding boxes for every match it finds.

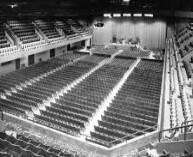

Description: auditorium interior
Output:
[0,0,193,156]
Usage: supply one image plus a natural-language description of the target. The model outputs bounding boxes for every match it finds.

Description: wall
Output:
[70,41,82,50]
[167,21,175,38]
[0,60,15,76]
[20,56,28,69]
[156,140,193,154]
[175,18,192,32]
[55,45,67,56]
[0,46,68,76]
[92,18,167,49]
[34,50,50,64]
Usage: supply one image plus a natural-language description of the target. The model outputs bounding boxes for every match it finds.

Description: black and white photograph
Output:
[0,0,193,156]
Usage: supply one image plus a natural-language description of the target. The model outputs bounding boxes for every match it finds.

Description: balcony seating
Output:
[67,19,89,36]
[0,26,10,49]
[0,45,19,57]
[175,25,193,57]
[0,22,17,56]
[88,60,163,146]
[7,20,41,45]
[55,20,78,38]
[183,61,192,79]
[21,40,47,50]
[35,20,61,39]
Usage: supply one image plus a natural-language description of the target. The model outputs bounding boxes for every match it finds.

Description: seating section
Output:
[0,52,83,94]
[91,45,120,55]
[7,20,40,45]
[176,25,193,57]
[118,47,150,58]
[35,20,61,39]
[91,45,151,58]
[55,20,78,38]
[183,61,192,79]
[0,18,90,57]
[67,19,88,36]
[34,56,109,135]
[0,55,163,148]
[0,22,10,49]
[169,38,193,126]
[0,53,86,116]
[88,60,163,146]
[0,132,75,157]
[0,22,19,56]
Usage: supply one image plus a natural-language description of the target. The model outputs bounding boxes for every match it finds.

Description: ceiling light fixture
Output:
[123,13,131,17]
[144,14,153,17]
[133,13,142,17]
[104,14,112,18]
[113,14,121,17]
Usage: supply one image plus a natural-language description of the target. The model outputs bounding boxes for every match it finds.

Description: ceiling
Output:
[0,0,192,17]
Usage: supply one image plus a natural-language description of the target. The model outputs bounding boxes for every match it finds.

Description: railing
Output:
[181,119,193,133]
[159,123,193,142]
[85,125,157,148]
[108,126,157,148]
[157,38,168,131]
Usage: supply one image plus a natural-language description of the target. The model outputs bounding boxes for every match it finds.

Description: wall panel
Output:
[93,18,166,49]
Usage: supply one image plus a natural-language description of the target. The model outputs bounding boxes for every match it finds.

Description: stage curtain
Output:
[92,18,166,49]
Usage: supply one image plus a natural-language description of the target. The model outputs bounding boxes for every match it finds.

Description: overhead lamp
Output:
[123,13,131,17]
[104,14,111,18]
[144,14,153,17]
[133,13,142,17]
[8,4,18,8]
[113,14,121,17]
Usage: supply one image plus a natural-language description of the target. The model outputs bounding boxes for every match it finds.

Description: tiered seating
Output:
[175,26,193,57]
[35,20,61,39]
[88,60,163,146]
[183,61,192,79]
[67,19,89,36]
[7,20,40,44]
[0,22,18,56]
[176,28,188,40]
[0,131,75,157]
[0,23,10,49]
[55,20,78,38]
[0,53,87,116]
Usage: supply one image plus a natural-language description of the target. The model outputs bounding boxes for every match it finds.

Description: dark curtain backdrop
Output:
[92,18,166,49]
